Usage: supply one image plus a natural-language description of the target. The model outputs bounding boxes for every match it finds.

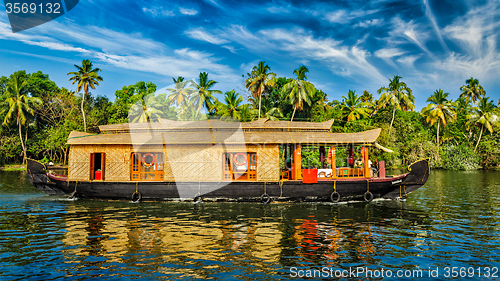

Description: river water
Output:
[0,170,499,280]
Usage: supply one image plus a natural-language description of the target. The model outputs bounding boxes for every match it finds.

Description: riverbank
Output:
[0,165,26,171]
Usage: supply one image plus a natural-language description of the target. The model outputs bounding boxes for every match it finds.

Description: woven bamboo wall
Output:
[68,144,132,181]
[256,145,279,181]
[163,144,276,182]
[164,144,222,182]
[69,144,279,182]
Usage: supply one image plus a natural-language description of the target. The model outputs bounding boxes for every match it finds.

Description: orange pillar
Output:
[329,146,336,178]
[362,146,370,178]
[293,144,302,180]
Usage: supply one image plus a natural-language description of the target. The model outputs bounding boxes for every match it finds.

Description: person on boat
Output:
[348,146,355,168]
[368,159,377,177]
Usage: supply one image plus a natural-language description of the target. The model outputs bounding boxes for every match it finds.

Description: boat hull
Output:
[27,159,429,203]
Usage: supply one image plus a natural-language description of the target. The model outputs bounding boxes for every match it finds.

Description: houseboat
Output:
[27,118,429,203]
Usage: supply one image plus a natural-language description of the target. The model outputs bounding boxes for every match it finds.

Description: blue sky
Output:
[1,0,499,110]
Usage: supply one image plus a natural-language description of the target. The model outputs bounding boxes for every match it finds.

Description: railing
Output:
[281,167,368,180]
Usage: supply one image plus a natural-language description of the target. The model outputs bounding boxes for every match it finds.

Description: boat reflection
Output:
[60,200,430,275]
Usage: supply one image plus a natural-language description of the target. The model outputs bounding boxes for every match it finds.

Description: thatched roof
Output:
[67,128,381,145]
[98,118,335,134]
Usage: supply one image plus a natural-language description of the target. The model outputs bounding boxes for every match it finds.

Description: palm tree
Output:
[218,90,243,119]
[467,97,499,151]
[337,90,372,122]
[460,77,485,105]
[259,96,283,121]
[280,65,316,121]
[191,72,222,114]
[360,90,374,104]
[67,59,103,132]
[421,89,457,145]
[167,77,194,107]
[2,72,42,164]
[128,94,164,123]
[377,75,414,130]
[238,104,254,122]
[245,61,277,119]
[173,76,184,83]
[455,96,471,115]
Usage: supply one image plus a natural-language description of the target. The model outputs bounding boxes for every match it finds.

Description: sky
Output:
[1,0,499,110]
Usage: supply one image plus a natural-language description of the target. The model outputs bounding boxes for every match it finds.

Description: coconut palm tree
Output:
[337,90,372,122]
[173,76,184,83]
[467,97,499,151]
[377,75,414,129]
[281,65,316,121]
[2,72,42,164]
[421,89,457,145]
[217,90,243,119]
[191,72,222,114]
[167,77,194,107]
[128,94,165,123]
[246,61,277,119]
[460,77,485,105]
[67,59,103,132]
[238,104,254,122]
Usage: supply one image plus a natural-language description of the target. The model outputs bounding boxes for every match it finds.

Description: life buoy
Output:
[330,191,340,203]
[233,153,247,166]
[132,191,141,202]
[261,194,270,204]
[142,153,155,168]
[364,191,373,202]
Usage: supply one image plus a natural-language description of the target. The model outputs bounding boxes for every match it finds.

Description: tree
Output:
[250,95,283,121]
[217,90,243,119]
[467,97,499,151]
[191,72,222,114]
[2,72,42,164]
[109,81,157,124]
[167,77,194,107]
[245,61,277,119]
[128,94,163,123]
[377,75,414,130]
[280,65,316,121]
[460,77,485,105]
[67,59,103,132]
[238,104,254,122]
[421,89,456,145]
[360,90,374,104]
[337,90,372,122]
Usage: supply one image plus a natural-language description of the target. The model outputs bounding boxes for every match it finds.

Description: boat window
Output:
[131,153,164,181]
[222,152,257,181]
[90,153,105,180]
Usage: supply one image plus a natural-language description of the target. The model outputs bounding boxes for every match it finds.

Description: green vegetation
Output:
[1,60,499,170]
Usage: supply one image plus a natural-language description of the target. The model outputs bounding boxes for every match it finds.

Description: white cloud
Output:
[324,9,379,24]
[267,6,290,14]
[21,40,91,53]
[374,47,406,67]
[443,1,500,58]
[396,55,421,68]
[423,0,448,52]
[433,36,500,81]
[0,18,238,86]
[179,7,198,16]
[258,27,386,83]
[142,7,175,17]
[354,18,382,28]
[374,48,406,58]
[325,10,349,23]
[389,16,432,56]
[184,27,229,44]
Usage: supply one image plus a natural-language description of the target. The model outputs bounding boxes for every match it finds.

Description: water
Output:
[0,170,499,280]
